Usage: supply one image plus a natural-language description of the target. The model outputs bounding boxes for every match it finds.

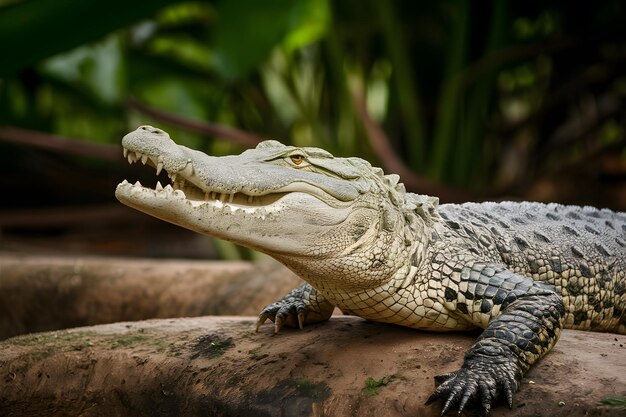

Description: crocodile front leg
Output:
[426,262,565,415]
[256,283,335,333]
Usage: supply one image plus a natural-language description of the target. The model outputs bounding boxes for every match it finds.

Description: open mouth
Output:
[118,147,287,210]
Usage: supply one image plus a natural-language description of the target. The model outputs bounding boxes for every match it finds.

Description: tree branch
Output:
[351,89,477,203]
[0,125,121,161]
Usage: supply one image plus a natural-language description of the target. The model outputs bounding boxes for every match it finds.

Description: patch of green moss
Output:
[10,331,97,346]
[110,334,150,349]
[72,341,94,351]
[28,346,56,360]
[9,331,98,360]
[295,379,316,394]
[153,340,169,353]
[248,347,269,360]
[191,334,234,359]
[361,375,399,397]
[8,329,173,358]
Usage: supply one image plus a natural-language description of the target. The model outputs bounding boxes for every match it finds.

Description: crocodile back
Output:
[438,201,626,333]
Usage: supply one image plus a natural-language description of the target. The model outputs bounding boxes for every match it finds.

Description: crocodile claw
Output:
[256,297,308,333]
[425,361,517,415]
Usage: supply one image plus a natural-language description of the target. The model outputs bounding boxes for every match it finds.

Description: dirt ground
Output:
[1,316,624,417]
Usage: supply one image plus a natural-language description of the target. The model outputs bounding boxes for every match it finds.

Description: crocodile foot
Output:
[256,296,307,333]
[425,359,518,415]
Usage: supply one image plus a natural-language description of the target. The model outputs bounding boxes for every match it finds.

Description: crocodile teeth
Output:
[228,194,234,203]
[134,181,142,187]
[173,189,185,199]
[170,173,177,183]
[156,181,163,191]
[127,152,141,164]
[164,184,173,194]
[123,148,128,158]
[181,162,194,177]
[121,179,129,185]
[141,154,148,165]
[156,161,164,176]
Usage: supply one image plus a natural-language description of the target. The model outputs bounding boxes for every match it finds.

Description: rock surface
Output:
[1,316,624,417]
[0,255,301,339]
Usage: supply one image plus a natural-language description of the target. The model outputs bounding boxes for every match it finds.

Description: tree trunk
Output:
[0,255,301,339]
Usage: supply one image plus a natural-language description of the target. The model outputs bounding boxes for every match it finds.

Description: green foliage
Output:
[376,1,425,165]
[214,0,328,80]
[0,0,182,76]
[1,0,625,258]
[599,397,626,407]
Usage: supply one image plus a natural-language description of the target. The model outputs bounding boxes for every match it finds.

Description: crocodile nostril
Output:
[138,125,164,134]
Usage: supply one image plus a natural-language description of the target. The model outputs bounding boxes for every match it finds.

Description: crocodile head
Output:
[116,126,438,289]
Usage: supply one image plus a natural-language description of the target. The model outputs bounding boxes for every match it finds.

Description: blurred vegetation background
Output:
[0,0,625,259]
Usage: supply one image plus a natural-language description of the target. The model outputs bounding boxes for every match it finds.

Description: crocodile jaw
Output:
[115,180,351,254]
[115,126,356,255]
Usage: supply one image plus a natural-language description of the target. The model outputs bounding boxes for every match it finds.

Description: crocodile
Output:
[115,125,626,415]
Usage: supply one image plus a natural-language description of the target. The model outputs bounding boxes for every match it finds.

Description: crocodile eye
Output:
[290,155,304,165]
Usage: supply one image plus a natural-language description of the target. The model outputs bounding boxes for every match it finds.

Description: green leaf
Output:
[213,0,327,80]
[0,0,182,76]
[41,34,125,105]
[599,396,626,407]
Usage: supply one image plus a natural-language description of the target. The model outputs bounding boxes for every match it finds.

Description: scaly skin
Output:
[116,126,626,415]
